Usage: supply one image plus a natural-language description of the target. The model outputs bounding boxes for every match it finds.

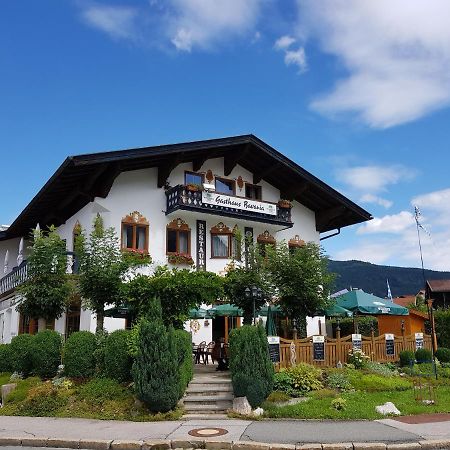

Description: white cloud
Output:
[81,4,138,40]
[357,211,414,235]
[335,164,417,193]
[413,188,450,212]
[168,0,263,51]
[274,35,307,73]
[298,0,450,128]
[274,35,296,51]
[360,194,393,209]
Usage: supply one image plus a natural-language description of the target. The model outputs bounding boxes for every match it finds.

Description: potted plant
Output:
[186,183,202,192]
[278,199,293,209]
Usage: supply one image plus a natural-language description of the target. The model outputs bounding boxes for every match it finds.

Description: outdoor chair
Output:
[195,341,207,364]
[204,341,215,364]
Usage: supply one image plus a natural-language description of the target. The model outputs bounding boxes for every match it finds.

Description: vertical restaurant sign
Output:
[196,220,206,271]
[385,333,395,356]
[352,333,362,350]
[415,332,424,350]
[313,335,325,361]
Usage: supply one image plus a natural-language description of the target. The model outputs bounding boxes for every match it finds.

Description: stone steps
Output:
[182,365,234,416]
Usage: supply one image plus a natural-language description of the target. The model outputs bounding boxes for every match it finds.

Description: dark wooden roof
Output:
[426,279,450,293]
[0,134,372,240]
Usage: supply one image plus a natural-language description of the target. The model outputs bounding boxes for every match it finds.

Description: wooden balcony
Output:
[165,185,293,227]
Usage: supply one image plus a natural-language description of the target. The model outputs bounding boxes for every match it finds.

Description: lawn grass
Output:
[263,385,450,420]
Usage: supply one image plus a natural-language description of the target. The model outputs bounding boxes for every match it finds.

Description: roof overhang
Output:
[0,134,372,241]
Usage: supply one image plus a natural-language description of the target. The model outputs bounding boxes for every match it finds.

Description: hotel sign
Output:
[202,192,277,216]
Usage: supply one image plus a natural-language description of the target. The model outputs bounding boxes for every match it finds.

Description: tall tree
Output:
[18,226,71,326]
[267,242,334,337]
[77,214,128,332]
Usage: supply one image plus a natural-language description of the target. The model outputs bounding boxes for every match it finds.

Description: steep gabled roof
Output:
[0,134,372,240]
[426,279,450,293]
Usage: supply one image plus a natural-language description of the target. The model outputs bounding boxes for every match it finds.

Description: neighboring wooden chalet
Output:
[0,135,372,344]
[425,280,450,309]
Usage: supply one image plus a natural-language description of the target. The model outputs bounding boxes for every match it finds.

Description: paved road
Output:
[2,415,450,445]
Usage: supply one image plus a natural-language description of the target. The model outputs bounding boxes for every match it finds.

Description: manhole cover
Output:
[188,427,229,437]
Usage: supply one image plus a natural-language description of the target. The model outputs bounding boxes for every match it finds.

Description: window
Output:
[211,222,233,258]
[19,314,38,335]
[185,171,204,186]
[121,211,149,252]
[166,218,191,255]
[215,177,235,195]
[245,183,262,200]
[66,300,81,337]
[257,230,276,257]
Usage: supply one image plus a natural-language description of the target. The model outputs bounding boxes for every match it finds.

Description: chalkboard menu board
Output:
[313,335,325,361]
[267,336,280,363]
[415,332,424,350]
[352,333,362,351]
[385,333,395,356]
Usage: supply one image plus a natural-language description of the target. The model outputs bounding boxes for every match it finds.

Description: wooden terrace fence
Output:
[277,329,432,369]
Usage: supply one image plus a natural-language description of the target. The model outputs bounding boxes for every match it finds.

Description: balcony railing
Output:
[0,252,79,298]
[166,185,292,226]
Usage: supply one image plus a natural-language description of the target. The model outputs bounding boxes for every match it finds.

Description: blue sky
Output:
[2,0,450,271]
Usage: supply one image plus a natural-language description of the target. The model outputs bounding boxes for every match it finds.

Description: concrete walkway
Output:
[1,415,450,445]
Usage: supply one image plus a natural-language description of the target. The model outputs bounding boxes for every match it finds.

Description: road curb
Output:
[0,437,449,450]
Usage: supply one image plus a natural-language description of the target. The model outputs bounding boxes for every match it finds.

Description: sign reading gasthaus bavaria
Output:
[202,191,277,216]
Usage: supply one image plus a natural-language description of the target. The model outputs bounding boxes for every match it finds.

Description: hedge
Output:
[10,334,34,376]
[173,329,194,399]
[104,329,132,382]
[330,316,379,337]
[435,309,450,349]
[435,347,450,363]
[229,325,274,408]
[0,344,12,372]
[63,331,96,378]
[31,330,62,378]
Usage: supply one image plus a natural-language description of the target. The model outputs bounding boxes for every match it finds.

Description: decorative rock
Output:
[375,402,401,416]
[1,383,17,406]
[253,407,264,417]
[232,396,252,416]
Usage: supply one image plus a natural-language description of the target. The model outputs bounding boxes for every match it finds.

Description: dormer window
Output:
[121,212,149,253]
[245,183,262,200]
[215,177,235,195]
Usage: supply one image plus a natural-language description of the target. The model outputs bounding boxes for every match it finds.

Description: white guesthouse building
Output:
[0,135,371,344]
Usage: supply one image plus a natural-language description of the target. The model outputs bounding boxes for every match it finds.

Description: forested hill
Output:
[328,260,450,298]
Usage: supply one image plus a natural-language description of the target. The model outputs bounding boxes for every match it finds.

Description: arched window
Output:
[257,230,276,256]
[211,222,233,258]
[166,218,191,255]
[121,212,149,253]
[288,235,305,253]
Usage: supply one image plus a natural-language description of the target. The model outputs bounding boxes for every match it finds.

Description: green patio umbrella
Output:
[323,303,353,317]
[189,307,208,319]
[265,306,277,336]
[335,289,409,316]
[208,303,243,317]
[258,305,283,316]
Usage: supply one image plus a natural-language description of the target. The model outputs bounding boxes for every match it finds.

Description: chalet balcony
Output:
[165,185,293,227]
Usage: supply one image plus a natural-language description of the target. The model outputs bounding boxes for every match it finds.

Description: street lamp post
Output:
[245,285,263,325]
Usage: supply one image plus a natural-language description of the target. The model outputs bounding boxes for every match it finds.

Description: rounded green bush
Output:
[415,348,433,363]
[399,350,415,367]
[63,331,96,378]
[0,344,12,373]
[104,330,132,382]
[31,330,62,379]
[10,334,35,376]
[435,347,450,363]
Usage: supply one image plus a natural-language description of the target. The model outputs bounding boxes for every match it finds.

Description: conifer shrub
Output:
[172,329,194,398]
[10,334,35,376]
[132,299,179,413]
[399,350,415,367]
[229,325,274,408]
[0,344,12,373]
[31,330,62,379]
[415,348,433,363]
[104,329,132,382]
[63,331,96,378]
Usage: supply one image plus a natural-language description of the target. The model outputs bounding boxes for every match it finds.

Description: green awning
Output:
[335,289,409,316]
[189,308,208,319]
[208,304,243,317]
[265,306,277,336]
[322,304,353,317]
[258,305,283,316]
[104,305,130,318]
